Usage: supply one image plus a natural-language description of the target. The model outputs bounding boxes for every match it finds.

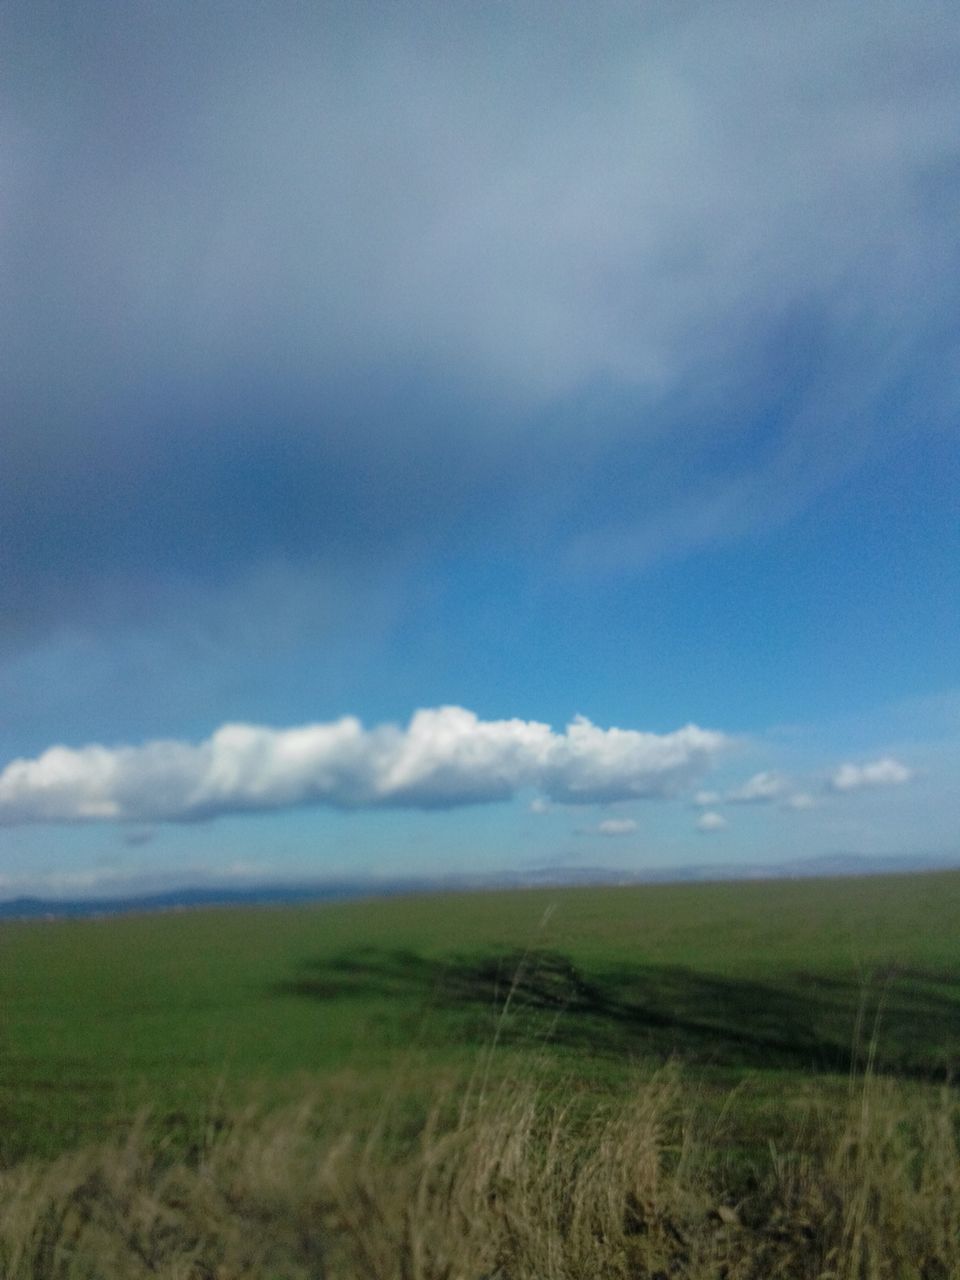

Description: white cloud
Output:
[829,757,914,793]
[696,811,728,833]
[529,797,551,814]
[595,818,638,837]
[538,716,727,804]
[782,792,817,811]
[693,790,720,807]
[726,771,788,804]
[0,707,731,827]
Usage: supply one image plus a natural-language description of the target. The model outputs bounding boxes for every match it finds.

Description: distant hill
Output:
[1,851,958,920]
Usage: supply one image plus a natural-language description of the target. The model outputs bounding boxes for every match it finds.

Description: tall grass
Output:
[1,1063,957,1279]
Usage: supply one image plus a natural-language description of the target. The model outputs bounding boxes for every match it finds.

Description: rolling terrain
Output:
[3,870,960,1276]
[2,870,959,1162]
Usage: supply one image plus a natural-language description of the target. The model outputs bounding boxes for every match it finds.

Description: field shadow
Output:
[275,947,960,1079]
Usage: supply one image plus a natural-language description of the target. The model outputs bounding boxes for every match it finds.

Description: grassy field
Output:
[3,869,960,1165]
[3,870,960,1276]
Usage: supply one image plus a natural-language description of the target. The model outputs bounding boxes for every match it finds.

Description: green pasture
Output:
[2,870,960,1164]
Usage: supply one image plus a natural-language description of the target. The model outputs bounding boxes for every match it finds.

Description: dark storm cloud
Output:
[3,0,959,639]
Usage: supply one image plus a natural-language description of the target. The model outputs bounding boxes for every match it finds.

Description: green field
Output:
[3,869,960,1166]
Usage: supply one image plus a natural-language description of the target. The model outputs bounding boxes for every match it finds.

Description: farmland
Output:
[3,871,960,1276]
[3,870,960,1163]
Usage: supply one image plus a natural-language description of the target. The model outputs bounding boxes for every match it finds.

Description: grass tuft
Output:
[2,1063,958,1279]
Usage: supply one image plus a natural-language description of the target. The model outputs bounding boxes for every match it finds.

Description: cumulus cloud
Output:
[595,818,639,837]
[828,757,914,793]
[0,708,730,827]
[726,771,789,804]
[782,792,817,811]
[693,790,721,807]
[696,811,728,833]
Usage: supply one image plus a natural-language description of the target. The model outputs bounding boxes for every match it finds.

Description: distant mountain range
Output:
[2,851,958,921]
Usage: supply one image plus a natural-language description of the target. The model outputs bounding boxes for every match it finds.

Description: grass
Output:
[3,870,960,1274]
[3,871,960,1163]
[2,1063,958,1278]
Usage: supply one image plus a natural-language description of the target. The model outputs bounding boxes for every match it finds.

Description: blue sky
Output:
[1,0,958,895]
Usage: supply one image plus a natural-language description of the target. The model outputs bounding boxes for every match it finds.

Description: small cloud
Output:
[529,797,551,814]
[596,818,638,836]
[121,827,156,848]
[782,792,816,811]
[693,790,720,807]
[829,757,913,793]
[726,771,788,804]
[696,811,728,833]
[224,860,272,879]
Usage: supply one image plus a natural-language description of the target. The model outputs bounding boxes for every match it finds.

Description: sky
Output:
[1,0,958,896]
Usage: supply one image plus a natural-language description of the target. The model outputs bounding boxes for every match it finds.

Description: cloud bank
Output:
[0,708,730,826]
[2,2,959,641]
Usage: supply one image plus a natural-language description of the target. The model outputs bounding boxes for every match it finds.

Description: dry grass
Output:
[1,1066,958,1279]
